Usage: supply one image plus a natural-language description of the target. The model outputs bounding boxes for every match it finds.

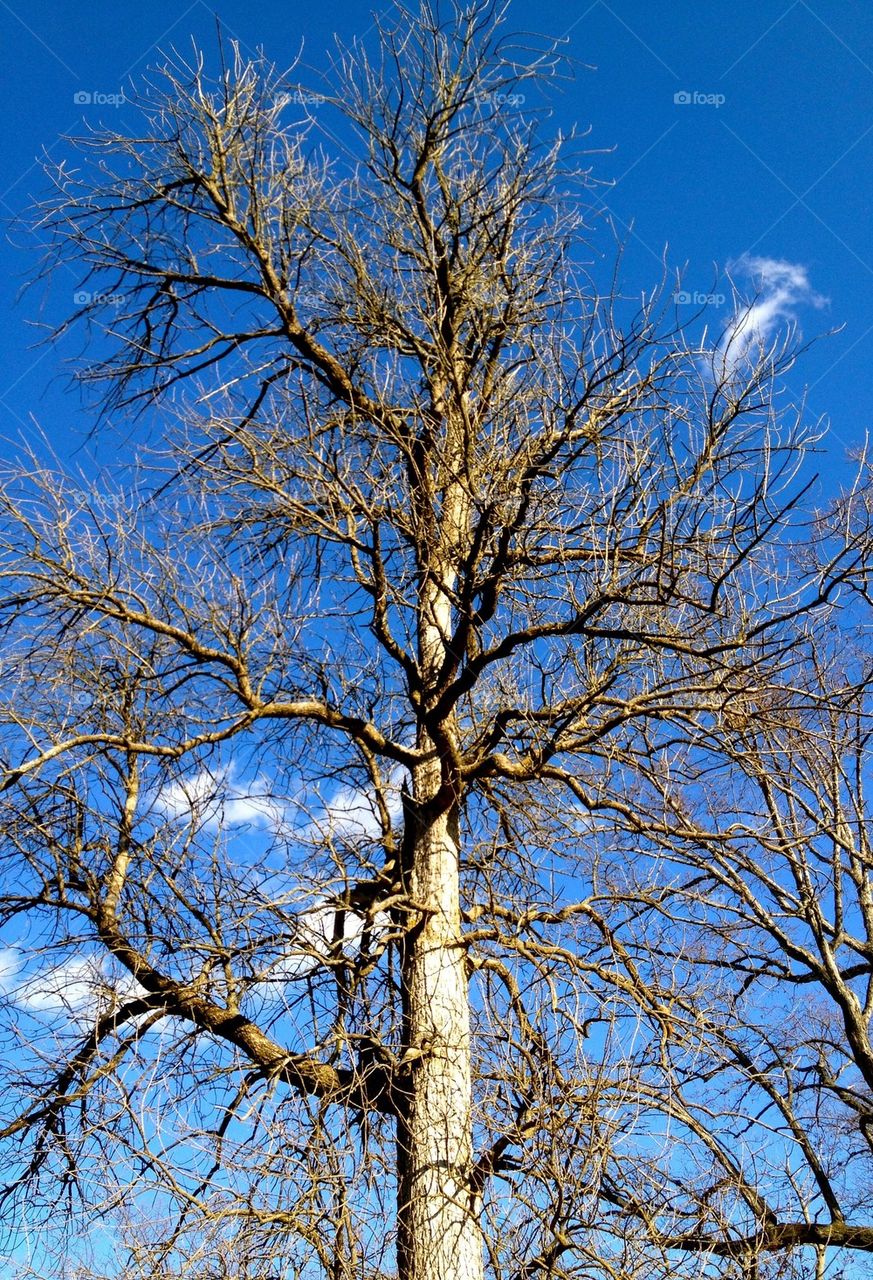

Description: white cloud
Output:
[0,948,21,993]
[154,765,405,848]
[265,901,392,984]
[309,778,404,843]
[717,254,827,372]
[154,766,288,832]
[1,952,143,1018]
[296,903,364,953]
[18,956,107,1012]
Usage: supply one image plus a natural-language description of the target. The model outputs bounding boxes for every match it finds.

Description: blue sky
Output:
[1,0,872,487]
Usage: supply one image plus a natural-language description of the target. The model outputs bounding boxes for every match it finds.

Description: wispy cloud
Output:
[0,948,21,993]
[717,254,827,372]
[264,901,393,986]
[18,956,110,1013]
[154,762,406,848]
[308,778,404,843]
[153,766,288,832]
[0,949,142,1017]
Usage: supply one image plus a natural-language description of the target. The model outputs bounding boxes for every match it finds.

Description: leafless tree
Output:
[0,4,869,1279]
[581,498,873,1277]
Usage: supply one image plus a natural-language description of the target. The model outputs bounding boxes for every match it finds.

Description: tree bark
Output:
[396,780,481,1280]
[396,462,483,1279]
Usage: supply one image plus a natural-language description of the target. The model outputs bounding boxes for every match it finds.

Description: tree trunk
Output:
[396,777,482,1280]
[396,460,483,1279]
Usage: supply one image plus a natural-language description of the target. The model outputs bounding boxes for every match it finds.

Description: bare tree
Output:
[582,503,873,1277]
[0,4,868,1279]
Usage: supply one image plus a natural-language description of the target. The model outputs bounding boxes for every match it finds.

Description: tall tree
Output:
[0,5,868,1278]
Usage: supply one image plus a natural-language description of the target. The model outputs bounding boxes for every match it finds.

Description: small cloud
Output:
[716,254,827,373]
[0,948,21,993]
[224,789,286,826]
[266,901,392,984]
[9,954,142,1017]
[154,769,222,824]
[156,767,406,844]
[153,766,287,832]
[18,956,105,1012]
[309,778,404,843]
[296,903,364,953]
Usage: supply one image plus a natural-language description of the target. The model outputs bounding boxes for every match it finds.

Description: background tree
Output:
[0,4,869,1278]
[587,502,873,1276]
